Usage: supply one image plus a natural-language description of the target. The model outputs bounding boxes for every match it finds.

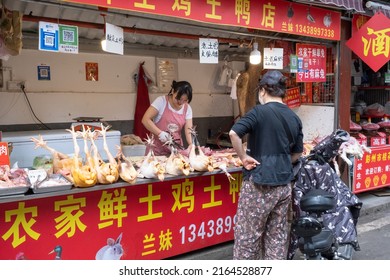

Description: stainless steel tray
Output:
[32,174,73,194]
[0,185,30,197]
[0,168,31,197]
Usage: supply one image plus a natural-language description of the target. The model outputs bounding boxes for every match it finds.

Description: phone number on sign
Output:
[294,24,335,38]
[179,215,237,244]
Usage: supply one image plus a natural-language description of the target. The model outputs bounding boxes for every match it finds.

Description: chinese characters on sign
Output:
[353,146,390,194]
[346,12,390,73]
[59,25,79,54]
[39,22,79,54]
[0,142,10,166]
[199,38,219,64]
[103,22,124,55]
[263,48,284,69]
[296,44,327,82]
[0,172,241,259]
[65,0,341,41]
[284,87,301,108]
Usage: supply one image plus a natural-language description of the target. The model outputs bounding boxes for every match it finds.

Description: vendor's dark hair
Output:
[169,80,193,103]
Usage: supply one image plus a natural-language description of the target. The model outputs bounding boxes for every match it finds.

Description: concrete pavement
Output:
[171,188,390,260]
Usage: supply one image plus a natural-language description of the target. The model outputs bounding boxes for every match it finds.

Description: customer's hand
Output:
[158,131,170,143]
[242,155,260,170]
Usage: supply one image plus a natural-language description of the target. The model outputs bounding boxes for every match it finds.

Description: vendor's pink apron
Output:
[146,96,188,156]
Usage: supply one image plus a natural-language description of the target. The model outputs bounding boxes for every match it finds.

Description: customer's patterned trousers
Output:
[233,179,292,260]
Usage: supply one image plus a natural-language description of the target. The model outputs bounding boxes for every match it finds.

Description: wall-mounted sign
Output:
[65,0,341,40]
[37,65,51,81]
[296,44,327,82]
[39,21,79,54]
[346,12,390,73]
[290,54,298,73]
[85,62,98,81]
[39,22,59,52]
[385,72,390,84]
[156,58,178,91]
[103,23,124,55]
[263,48,284,69]
[284,87,301,108]
[59,25,79,54]
[199,38,218,64]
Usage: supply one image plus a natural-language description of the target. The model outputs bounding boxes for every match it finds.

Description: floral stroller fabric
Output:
[287,130,362,260]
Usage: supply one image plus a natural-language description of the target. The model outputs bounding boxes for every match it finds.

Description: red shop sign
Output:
[0,142,10,166]
[63,0,341,40]
[0,172,241,260]
[346,12,390,73]
[296,44,327,82]
[284,87,301,108]
[353,146,390,194]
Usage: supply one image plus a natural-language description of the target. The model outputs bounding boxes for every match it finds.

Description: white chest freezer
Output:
[2,129,121,168]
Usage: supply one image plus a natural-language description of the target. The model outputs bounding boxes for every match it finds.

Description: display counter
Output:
[0,168,242,260]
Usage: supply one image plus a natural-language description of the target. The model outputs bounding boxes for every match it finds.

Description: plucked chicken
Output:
[216,162,235,182]
[66,126,97,188]
[138,134,165,181]
[88,125,119,184]
[116,145,138,184]
[165,137,191,176]
[188,127,214,172]
[31,135,77,182]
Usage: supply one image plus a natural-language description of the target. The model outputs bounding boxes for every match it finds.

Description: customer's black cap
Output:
[259,70,283,86]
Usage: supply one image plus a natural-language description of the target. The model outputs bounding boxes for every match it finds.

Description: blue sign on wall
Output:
[39,22,59,52]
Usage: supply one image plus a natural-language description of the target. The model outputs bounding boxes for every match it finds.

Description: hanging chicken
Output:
[88,125,119,184]
[188,127,214,172]
[138,134,165,181]
[66,126,97,188]
[31,135,76,182]
[116,145,138,184]
[164,135,191,176]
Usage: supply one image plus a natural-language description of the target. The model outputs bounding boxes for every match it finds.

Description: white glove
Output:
[158,131,170,143]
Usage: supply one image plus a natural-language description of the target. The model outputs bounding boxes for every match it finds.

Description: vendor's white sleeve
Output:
[151,95,167,123]
[186,104,193,120]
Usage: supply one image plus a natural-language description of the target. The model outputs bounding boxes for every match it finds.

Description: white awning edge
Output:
[366,1,390,18]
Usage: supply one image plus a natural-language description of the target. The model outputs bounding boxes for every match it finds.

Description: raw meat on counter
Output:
[0,165,29,187]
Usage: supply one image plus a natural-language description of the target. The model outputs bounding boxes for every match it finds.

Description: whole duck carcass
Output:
[66,126,97,188]
[138,134,165,181]
[188,127,214,172]
[116,145,138,184]
[88,125,119,184]
[31,135,77,182]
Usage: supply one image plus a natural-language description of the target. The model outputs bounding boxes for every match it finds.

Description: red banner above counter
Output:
[0,172,241,260]
[62,0,341,41]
